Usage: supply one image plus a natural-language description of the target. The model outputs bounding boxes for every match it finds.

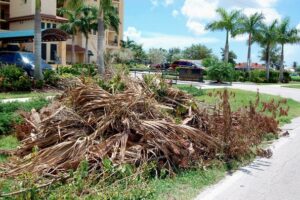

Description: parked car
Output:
[171,60,203,70]
[0,51,52,76]
[150,63,170,70]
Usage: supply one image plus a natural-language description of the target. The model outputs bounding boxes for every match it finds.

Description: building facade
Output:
[0,0,124,65]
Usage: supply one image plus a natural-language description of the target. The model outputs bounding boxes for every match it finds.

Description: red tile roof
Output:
[235,62,265,70]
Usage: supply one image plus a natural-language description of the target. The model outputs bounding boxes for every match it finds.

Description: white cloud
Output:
[186,20,206,35]
[124,27,219,50]
[172,10,179,18]
[180,0,280,35]
[233,34,248,42]
[243,7,281,24]
[297,23,300,30]
[150,0,174,7]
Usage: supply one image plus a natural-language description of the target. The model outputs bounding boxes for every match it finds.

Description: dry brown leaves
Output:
[0,77,281,178]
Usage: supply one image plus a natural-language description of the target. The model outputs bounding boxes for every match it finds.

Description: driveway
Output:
[193,83,300,200]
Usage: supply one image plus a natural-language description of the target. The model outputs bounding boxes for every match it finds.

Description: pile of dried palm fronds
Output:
[0,75,283,179]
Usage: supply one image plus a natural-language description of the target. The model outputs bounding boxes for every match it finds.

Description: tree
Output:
[57,0,84,9]
[207,60,234,83]
[77,6,98,64]
[96,0,120,75]
[260,45,281,69]
[293,62,298,71]
[221,48,237,65]
[182,44,212,60]
[148,48,167,64]
[254,20,278,80]
[34,0,43,80]
[167,48,182,63]
[277,18,300,82]
[240,13,264,72]
[113,48,134,66]
[58,6,83,64]
[121,38,147,64]
[206,8,241,63]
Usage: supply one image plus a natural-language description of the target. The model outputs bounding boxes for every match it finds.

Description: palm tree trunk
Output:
[266,45,270,81]
[34,0,43,80]
[71,35,75,64]
[85,36,89,64]
[247,33,252,72]
[97,16,105,75]
[279,44,284,83]
[224,30,229,63]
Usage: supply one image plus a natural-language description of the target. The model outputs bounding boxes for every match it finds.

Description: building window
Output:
[42,43,47,60]
[47,23,51,29]
[53,24,57,28]
[41,22,45,29]
[50,44,57,61]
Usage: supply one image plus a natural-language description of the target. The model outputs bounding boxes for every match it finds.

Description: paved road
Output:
[194,84,300,200]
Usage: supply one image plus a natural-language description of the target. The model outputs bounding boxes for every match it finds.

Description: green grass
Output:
[0,98,50,135]
[194,88,300,125]
[0,135,19,163]
[175,85,205,97]
[150,166,226,200]
[282,84,300,89]
[0,91,59,100]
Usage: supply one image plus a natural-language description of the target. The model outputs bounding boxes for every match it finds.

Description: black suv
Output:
[0,51,52,76]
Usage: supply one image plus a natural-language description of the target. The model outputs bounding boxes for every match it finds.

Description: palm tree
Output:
[277,18,300,82]
[96,0,120,75]
[240,13,264,72]
[57,0,83,10]
[206,8,241,63]
[77,6,98,64]
[34,0,43,80]
[254,20,278,81]
[58,6,82,64]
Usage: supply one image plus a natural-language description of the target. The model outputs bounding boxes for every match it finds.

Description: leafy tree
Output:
[277,18,300,82]
[221,48,237,65]
[113,48,134,66]
[293,62,298,71]
[240,13,264,72]
[260,45,281,69]
[206,8,241,63]
[77,6,98,64]
[96,0,120,75]
[254,20,278,80]
[207,60,234,83]
[182,44,212,60]
[167,48,182,63]
[148,48,167,64]
[34,0,43,80]
[121,38,147,64]
[58,6,83,64]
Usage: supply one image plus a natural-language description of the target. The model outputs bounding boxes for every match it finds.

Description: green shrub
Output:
[291,76,300,82]
[58,64,97,77]
[0,66,32,91]
[0,98,49,135]
[44,70,60,86]
[250,70,279,83]
[282,71,291,83]
[207,61,235,83]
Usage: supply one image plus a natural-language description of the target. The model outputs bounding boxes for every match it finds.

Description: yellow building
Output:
[0,0,124,65]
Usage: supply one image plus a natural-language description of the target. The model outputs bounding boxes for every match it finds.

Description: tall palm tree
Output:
[97,0,120,75]
[206,8,241,63]
[34,0,43,80]
[277,18,300,82]
[254,20,278,81]
[77,6,98,64]
[58,6,82,64]
[240,13,264,72]
[57,0,83,10]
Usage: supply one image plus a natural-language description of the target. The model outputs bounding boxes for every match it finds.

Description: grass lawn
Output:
[0,91,59,100]
[0,135,19,163]
[199,88,300,125]
[282,84,300,89]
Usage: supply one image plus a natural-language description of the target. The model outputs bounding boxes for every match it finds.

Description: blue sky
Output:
[124,0,300,66]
